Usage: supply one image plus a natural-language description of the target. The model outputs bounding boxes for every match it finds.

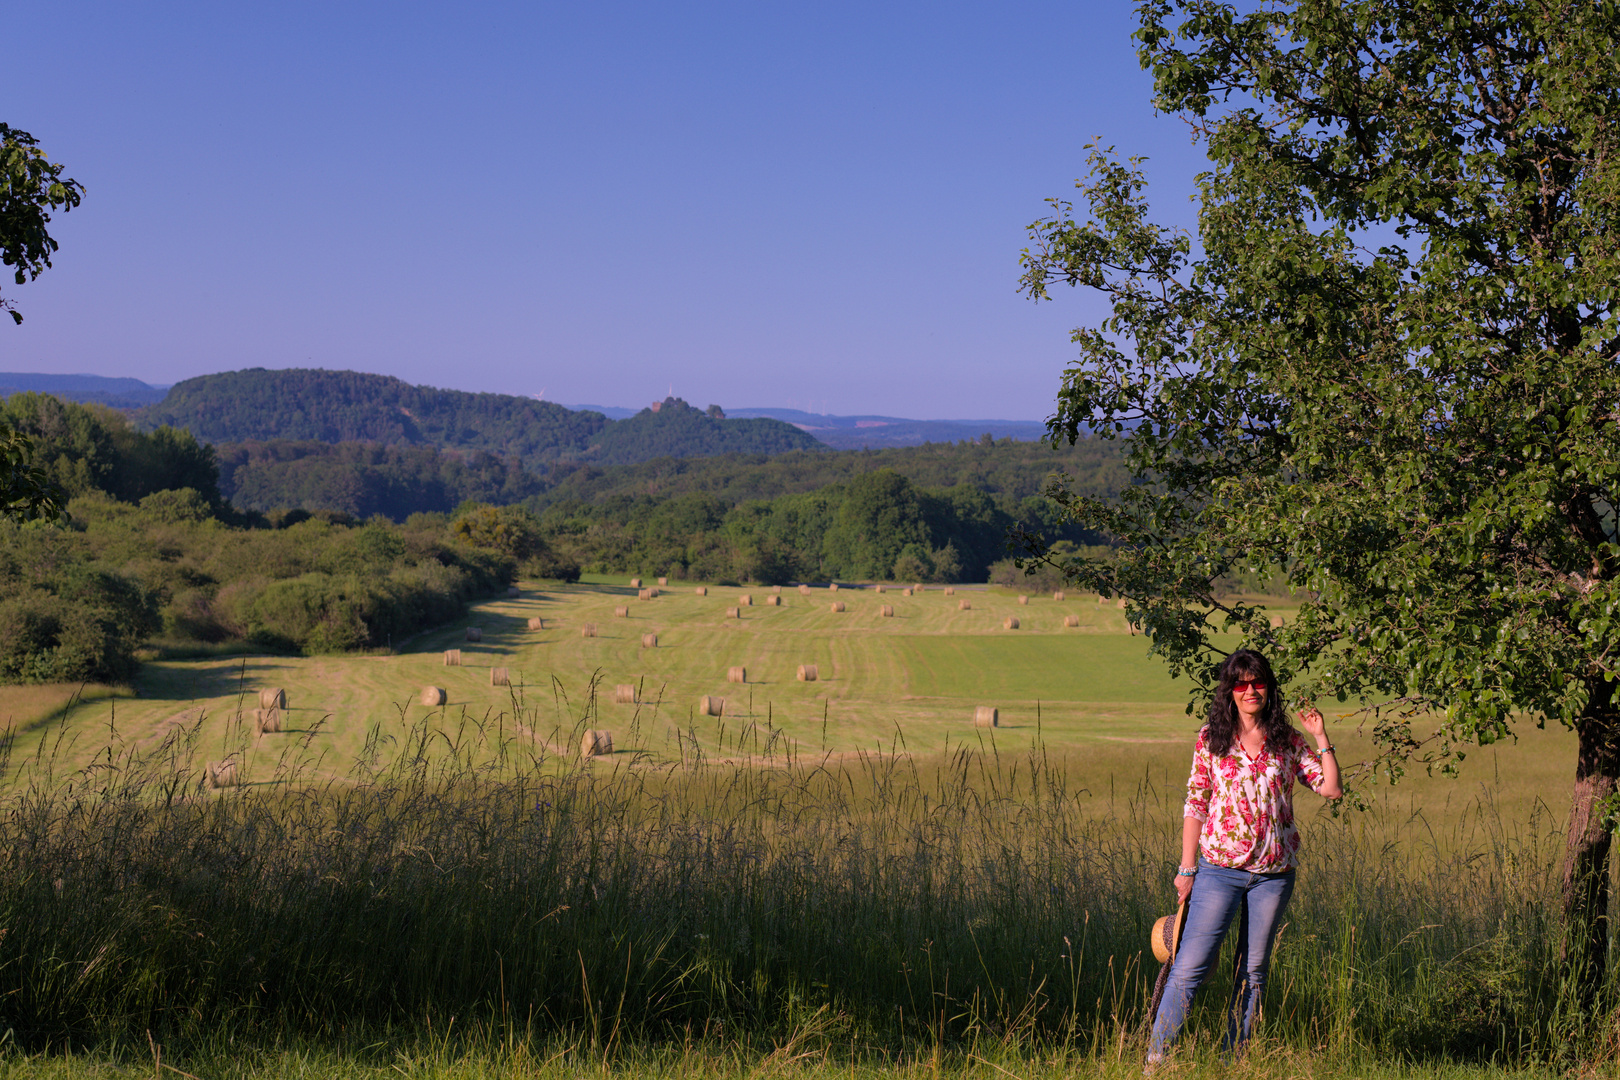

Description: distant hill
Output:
[0,372,167,409]
[137,369,819,467]
[569,404,1051,448]
[588,398,822,464]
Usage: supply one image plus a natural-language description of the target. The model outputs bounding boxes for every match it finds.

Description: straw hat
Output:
[1151,899,1189,965]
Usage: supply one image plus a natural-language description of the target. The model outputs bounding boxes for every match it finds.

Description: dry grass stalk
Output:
[581,624,597,638]
[880,605,894,617]
[641,633,658,648]
[973,706,999,728]
[727,666,747,684]
[1064,614,1080,627]
[490,667,511,687]
[830,601,846,613]
[420,686,447,707]
[797,664,818,681]
[527,617,544,630]
[613,684,636,704]
[699,695,724,717]
[958,599,971,610]
[1004,617,1019,630]
[443,649,462,666]
[695,586,708,596]
[580,729,613,758]
[465,627,482,642]
[258,688,286,710]
[205,760,240,789]
[615,605,630,618]
[253,707,282,735]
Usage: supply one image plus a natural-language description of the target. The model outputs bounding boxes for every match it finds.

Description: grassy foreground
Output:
[0,579,1600,1076]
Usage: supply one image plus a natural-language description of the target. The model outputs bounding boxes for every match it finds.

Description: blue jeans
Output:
[1147,855,1295,1059]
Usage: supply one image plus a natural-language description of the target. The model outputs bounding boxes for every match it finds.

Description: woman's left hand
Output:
[1297,706,1327,742]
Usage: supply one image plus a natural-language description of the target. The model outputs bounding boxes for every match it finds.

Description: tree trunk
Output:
[1561,682,1620,1009]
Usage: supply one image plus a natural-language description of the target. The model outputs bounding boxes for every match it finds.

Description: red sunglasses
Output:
[1232,680,1267,693]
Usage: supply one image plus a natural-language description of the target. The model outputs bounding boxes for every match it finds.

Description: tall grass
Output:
[0,680,1596,1069]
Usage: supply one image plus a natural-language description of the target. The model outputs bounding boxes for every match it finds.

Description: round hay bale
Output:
[797,664,818,682]
[973,706,999,728]
[465,627,482,642]
[421,686,447,707]
[1054,591,1067,601]
[726,606,741,618]
[613,684,636,704]
[944,587,956,596]
[798,584,811,595]
[657,577,668,586]
[631,578,642,588]
[507,586,521,598]
[902,588,912,596]
[527,616,544,631]
[1269,614,1285,628]
[253,707,282,734]
[829,582,840,592]
[1117,598,1128,610]
[912,584,924,593]
[1063,614,1080,628]
[1004,616,1019,630]
[615,605,630,618]
[875,584,886,594]
[765,595,781,606]
[581,729,613,758]
[444,649,462,666]
[649,587,660,598]
[641,632,658,648]
[490,667,511,687]
[638,589,653,600]
[258,688,286,710]
[1018,595,1029,605]
[741,595,753,606]
[727,666,747,684]
[772,585,782,595]
[880,604,894,617]
[695,586,708,596]
[699,695,725,717]
[206,761,240,789]
[958,599,972,610]
[830,601,846,613]
[581,624,598,638]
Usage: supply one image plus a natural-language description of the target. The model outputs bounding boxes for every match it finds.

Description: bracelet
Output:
[1317,744,1335,756]
[1176,866,1198,878]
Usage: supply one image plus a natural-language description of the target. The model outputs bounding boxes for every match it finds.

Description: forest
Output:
[0,391,1125,683]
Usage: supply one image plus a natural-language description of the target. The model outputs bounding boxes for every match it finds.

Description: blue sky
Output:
[2,1,1206,419]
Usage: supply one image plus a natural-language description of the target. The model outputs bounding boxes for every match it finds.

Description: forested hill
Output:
[136,370,821,466]
[137,369,607,463]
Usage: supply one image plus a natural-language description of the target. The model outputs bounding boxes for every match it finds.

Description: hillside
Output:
[137,370,818,466]
[726,407,1050,448]
[0,372,167,409]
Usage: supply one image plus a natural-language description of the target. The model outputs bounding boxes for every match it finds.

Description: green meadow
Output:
[0,577,1592,1078]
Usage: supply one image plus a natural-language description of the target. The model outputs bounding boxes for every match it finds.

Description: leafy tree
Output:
[1019,0,1620,1005]
[0,124,82,326]
[0,425,63,522]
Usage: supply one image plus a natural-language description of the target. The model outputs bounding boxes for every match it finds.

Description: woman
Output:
[1146,648,1341,1064]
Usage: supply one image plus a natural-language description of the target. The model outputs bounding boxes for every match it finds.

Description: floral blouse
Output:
[1182,725,1327,873]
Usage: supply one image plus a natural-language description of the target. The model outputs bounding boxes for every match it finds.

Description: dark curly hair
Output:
[1204,648,1294,758]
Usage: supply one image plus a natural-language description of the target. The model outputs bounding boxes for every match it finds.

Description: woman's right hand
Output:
[1175,871,1195,904]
